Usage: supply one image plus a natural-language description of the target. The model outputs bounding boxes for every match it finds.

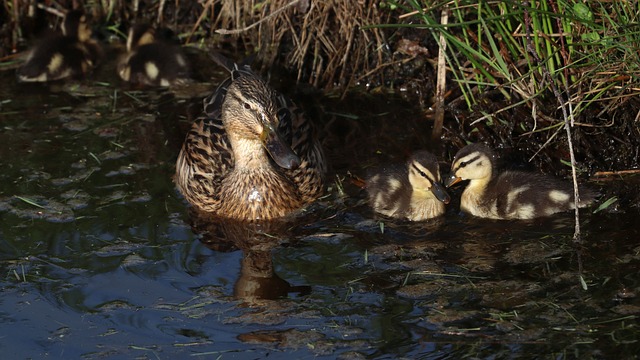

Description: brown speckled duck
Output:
[446,143,597,220]
[366,151,450,221]
[174,52,326,221]
[118,24,190,86]
[17,10,101,82]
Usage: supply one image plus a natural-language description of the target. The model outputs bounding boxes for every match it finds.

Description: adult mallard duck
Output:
[174,52,326,221]
[445,143,597,220]
[118,24,190,86]
[366,151,450,221]
[17,10,101,82]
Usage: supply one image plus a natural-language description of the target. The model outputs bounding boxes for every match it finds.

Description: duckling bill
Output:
[446,143,597,220]
[17,10,101,82]
[118,24,190,87]
[367,151,450,221]
[174,52,326,221]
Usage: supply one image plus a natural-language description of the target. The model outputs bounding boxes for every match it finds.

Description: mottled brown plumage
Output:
[366,151,450,221]
[175,53,325,221]
[446,143,598,220]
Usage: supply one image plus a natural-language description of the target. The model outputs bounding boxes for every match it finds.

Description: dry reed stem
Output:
[216,0,303,35]
[593,169,640,177]
[432,7,448,145]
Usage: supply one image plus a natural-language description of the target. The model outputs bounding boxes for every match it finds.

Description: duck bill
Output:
[444,174,463,188]
[261,124,300,170]
[431,182,451,204]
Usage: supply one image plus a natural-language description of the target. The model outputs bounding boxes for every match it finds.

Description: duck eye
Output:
[243,102,251,110]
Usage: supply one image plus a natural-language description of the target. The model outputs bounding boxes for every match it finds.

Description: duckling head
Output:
[446,143,495,187]
[62,10,92,42]
[408,151,451,204]
[222,74,300,170]
[126,24,156,51]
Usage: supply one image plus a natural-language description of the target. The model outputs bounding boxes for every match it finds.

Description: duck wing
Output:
[278,94,326,202]
[175,77,234,208]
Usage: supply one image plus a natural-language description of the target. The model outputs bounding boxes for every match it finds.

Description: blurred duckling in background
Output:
[17,10,101,82]
[366,151,451,221]
[446,143,597,220]
[118,24,190,86]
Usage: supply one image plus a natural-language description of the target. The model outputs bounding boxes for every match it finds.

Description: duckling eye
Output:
[412,165,432,182]
[243,102,251,110]
[459,155,481,168]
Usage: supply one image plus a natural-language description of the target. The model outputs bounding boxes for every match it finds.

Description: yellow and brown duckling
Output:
[17,10,101,82]
[446,143,597,220]
[174,52,326,221]
[366,151,451,221]
[118,24,190,87]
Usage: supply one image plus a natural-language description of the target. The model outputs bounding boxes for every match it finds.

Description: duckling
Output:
[118,24,190,86]
[366,151,451,221]
[446,143,597,220]
[17,10,101,82]
[174,52,326,221]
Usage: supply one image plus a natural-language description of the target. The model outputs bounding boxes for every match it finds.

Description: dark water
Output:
[1,58,639,359]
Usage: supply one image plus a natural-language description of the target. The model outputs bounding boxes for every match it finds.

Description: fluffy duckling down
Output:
[367,151,450,221]
[118,24,190,87]
[446,143,597,220]
[17,10,101,82]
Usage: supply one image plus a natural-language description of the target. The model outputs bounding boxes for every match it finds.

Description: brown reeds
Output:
[213,0,398,90]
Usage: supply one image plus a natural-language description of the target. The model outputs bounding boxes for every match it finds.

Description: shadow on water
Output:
[1,52,639,359]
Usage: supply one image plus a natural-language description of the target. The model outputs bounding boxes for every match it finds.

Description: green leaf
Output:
[581,32,601,42]
[593,196,617,214]
[573,3,594,22]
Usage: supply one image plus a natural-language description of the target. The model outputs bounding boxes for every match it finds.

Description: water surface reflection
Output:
[0,61,638,358]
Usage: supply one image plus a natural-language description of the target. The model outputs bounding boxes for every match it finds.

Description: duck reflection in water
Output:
[189,210,310,303]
